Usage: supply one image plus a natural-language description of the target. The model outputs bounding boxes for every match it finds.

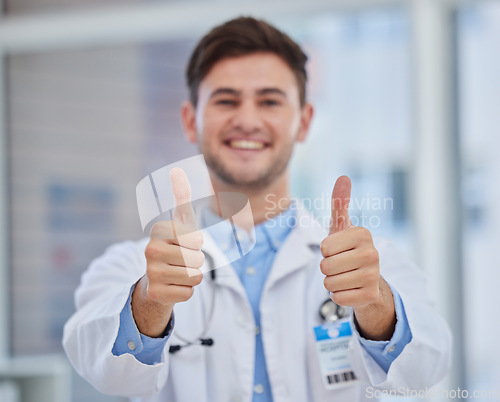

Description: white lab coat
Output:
[63,206,451,402]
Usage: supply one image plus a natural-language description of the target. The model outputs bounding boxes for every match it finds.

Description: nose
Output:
[230,100,264,133]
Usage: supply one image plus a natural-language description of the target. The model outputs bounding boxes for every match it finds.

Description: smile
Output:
[226,140,267,150]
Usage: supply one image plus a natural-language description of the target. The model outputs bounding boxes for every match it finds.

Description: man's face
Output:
[183,52,312,190]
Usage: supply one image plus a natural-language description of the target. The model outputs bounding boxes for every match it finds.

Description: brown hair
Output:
[186,16,308,107]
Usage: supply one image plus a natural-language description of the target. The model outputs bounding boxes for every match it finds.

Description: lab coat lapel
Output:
[195,202,247,298]
[201,229,247,297]
[199,204,325,297]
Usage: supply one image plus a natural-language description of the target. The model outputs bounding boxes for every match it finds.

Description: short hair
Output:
[186,16,308,107]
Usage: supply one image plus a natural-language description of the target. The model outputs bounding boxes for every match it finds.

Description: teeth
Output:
[228,140,265,150]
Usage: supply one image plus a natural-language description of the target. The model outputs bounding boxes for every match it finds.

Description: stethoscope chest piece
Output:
[320,298,350,323]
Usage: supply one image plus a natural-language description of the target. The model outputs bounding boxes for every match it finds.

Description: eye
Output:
[261,99,281,107]
[215,99,237,106]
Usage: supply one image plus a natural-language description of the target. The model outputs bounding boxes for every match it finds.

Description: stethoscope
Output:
[319,298,351,323]
[169,246,351,354]
[169,253,217,353]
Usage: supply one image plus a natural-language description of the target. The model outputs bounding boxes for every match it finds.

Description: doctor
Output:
[63,16,451,402]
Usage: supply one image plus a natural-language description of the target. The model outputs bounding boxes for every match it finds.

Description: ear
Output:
[181,100,198,144]
[296,102,314,142]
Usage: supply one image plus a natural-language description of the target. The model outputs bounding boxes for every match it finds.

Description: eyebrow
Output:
[256,88,287,98]
[210,88,241,98]
[209,87,287,99]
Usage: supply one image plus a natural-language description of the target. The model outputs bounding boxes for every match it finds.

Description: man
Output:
[63,17,451,402]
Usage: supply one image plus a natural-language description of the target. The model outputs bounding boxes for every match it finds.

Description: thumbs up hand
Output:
[320,176,396,340]
[132,168,205,338]
[145,167,205,304]
[320,176,380,307]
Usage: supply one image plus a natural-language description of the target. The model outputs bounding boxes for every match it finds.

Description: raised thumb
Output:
[330,175,352,235]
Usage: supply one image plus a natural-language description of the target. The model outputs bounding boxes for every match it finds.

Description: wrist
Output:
[353,279,396,341]
[132,276,175,338]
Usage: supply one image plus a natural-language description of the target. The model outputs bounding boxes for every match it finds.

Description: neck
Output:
[208,171,292,230]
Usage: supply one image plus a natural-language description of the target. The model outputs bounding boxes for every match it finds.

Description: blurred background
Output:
[0,0,499,401]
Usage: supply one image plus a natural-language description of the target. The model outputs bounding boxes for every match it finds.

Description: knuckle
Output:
[193,231,204,249]
[358,227,372,242]
[196,251,206,268]
[323,276,333,291]
[320,238,329,257]
[362,247,379,263]
[144,242,161,261]
[365,268,380,284]
[320,258,328,275]
[331,292,345,306]
[175,189,191,204]
[192,272,203,286]
[145,263,159,281]
[177,286,194,302]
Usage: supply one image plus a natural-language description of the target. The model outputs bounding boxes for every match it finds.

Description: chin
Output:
[204,148,288,190]
[223,170,278,190]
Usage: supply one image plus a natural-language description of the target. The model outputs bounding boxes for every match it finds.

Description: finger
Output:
[330,287,380,308]
[145,240,205,268]
[330,175,352,235]
[150,222,203,250]
[320,249,361,276]
[149,264,203,287]
[148,283,195,304]
[320,226,372,257]
[323,267,378,293]
[164,244,205,268]
[320,245,379,276]
[170,167,196,226]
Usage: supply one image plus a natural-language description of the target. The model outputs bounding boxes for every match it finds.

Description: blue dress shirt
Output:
[112,205,412,398]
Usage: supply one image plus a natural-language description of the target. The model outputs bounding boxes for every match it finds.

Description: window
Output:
[290,9,413,253]
[457,2,500,392]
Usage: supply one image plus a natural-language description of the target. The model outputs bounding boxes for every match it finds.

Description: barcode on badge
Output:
[326,370,357,384]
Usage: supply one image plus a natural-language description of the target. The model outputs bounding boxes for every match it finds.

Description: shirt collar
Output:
[258,206,295,252]
[201,202,296,252]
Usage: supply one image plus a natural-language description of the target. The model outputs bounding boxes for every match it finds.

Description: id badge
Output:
[313,318,358,389]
